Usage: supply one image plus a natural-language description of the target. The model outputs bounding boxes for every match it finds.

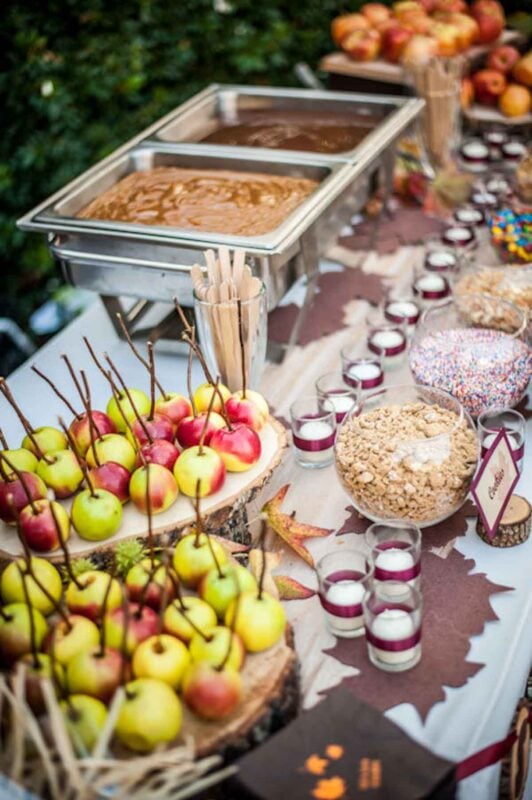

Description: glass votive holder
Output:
[340,349,384,392]
[441,224,477,250]
[315,372,358,424]
[290,396,336,469]
[365,520,421,593]
[453,206,485,228]
[470,189,499,212]
[366,310,408,371]
[383,295,421,333]
[478,407,525,474]
[424,242,458,274]
[317,549,371,638]
[363,582,422,673]
[413,271,451,307]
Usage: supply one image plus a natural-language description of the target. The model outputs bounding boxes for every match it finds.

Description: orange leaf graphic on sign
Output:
[304,755,329,776]
[311,777,346,799]
[326,744,344,760]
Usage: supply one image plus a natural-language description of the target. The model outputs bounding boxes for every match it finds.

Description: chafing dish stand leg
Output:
[266,230,320,364]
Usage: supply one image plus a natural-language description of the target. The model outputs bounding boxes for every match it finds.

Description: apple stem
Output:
[174,297,216,386]
[200,522,224,583]
[0,378,51,463]
[135,559,159,618]
[147,342,156,421]
[257,518,268,602]
[98,558,116,657]
[167,570,212,642]
[115,313,167,398]
[237,299,247,399]
[60,354,90,412]
[193,480,203,548]
[0,427,9,449]
[58,416,97,497]
[1,453,39,514]
[198,377,220,455]
[146,462,154,561]
[186,329,197,418]
[17,562,40,669]
[155,552,171,644]
[48,492,83,593]
[30,364,80,419]
[213,384,232,430]
[80,369,103,440]
[104,353,153,444]
[79,370,102,465]
[119,589,131,688]
[16,526,73,628]
[107,373,140,449]
[219,575,241,672]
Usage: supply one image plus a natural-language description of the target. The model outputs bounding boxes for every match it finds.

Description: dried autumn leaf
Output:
[248,549,281,598]
[211,535,250,555]
[274,575,316,601]
[262,484,330,567]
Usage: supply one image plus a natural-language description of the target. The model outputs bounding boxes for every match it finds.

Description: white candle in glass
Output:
[386,300,419,322]
[444,226,472,243]
[369,330,404,351]
[325,580,365,634]
[426,251,456,270]
[375,548,414,573]
[324,395,355,416]
[348,363,382,382]
[415,274,448,293]
[298,420,334,442]
[371,609,417,666]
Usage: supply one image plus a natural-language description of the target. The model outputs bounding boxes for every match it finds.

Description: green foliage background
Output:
[2,1,528,328]
[1,0,358,326]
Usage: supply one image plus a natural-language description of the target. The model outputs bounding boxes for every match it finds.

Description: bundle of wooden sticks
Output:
[191,247,264,392]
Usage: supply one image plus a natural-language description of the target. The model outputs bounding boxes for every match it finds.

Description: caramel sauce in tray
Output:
[77,167,318,237]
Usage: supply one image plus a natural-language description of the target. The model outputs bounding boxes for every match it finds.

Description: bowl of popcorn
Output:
[334,385,479,527]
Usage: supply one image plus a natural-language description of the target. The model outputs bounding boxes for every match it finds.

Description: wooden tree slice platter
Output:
[111,632,299,762]
[0,418,287,562]
[183,634,297,759]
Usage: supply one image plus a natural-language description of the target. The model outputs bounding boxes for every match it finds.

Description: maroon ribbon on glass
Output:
[384,306,420,326]
[442,229,475,247]
[366,627,421,652]
[319,594,363,618]
[373,561,421,582]
[413,283,450,301]
[368,335,407,357]
[343,368,383,391]
[293,432,336,452]
[424,253,457,272]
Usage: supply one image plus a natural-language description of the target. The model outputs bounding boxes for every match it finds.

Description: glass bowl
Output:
[409,295,531,416]
[452,263,532,319]
[334,384,479,528]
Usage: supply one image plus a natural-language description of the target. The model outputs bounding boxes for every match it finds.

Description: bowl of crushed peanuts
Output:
[334,384,479,527]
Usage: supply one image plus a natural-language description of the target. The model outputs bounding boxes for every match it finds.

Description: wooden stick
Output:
[31,364,79,419]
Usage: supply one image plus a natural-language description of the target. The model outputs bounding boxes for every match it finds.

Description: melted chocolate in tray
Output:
[200,109,378,154]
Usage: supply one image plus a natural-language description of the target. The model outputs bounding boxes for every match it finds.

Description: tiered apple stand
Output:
[0,418,287,566]
[0,416,298,799]
[0,632,298,800]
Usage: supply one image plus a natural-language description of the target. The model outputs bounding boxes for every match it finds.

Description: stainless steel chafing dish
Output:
[18,85,423,352]
[150,85,423,163]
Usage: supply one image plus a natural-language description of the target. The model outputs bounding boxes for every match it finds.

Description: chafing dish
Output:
[18,86,424,353]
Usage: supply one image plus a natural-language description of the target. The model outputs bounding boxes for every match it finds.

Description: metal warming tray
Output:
[150,85,424,164]
[18,87,423,350]
[19,144,371,309]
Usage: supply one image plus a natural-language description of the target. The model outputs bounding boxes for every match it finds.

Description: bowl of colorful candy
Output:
[488,209,532,264]
[409,295,531,417]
